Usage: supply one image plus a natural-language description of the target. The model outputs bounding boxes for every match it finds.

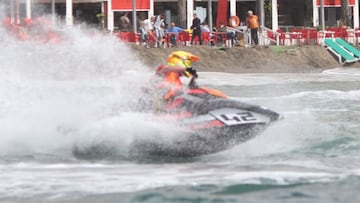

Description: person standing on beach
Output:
[190,13,202,45]
[246,10,259,45]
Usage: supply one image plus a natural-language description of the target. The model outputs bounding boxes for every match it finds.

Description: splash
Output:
[0,15,179,160]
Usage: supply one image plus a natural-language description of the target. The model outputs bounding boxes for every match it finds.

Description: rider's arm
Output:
[156,65,187,75]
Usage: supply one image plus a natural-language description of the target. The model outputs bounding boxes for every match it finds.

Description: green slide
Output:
[324,38,357,63]
[335,38,360,58]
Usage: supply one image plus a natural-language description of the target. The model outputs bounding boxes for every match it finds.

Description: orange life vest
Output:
[157,71,183,100]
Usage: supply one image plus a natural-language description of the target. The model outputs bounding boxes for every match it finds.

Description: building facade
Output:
[2,0,360,32]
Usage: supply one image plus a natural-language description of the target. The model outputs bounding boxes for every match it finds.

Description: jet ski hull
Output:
[130,123,268,157]
[130,99,280,157]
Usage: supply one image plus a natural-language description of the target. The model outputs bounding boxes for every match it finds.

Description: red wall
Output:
[316,0,355,6]
[112,0,150,10]
[216,0,228,28]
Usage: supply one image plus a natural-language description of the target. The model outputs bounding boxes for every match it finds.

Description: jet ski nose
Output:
[268,111,281,122]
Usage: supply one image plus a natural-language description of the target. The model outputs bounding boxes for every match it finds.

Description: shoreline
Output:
[129,44,360,73]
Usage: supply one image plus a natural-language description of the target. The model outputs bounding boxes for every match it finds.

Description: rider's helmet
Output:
[167,51,199,77]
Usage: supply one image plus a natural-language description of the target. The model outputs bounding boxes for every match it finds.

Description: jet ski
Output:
[131,75,281,158]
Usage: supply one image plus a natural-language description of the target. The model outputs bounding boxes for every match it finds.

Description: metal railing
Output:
[260,26,280,46]
[226,26,282,46]
[226,26,252,47]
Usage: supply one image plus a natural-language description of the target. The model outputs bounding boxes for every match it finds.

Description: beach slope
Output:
[130,45,360,73]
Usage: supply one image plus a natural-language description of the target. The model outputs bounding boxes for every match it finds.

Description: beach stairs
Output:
[324,38,360,64]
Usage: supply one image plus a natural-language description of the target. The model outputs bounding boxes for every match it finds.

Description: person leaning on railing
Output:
[217,22,236,47]
[139,18,153,48]
[166,22,184,47]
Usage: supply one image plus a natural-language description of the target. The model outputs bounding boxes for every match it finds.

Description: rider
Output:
[154,51,199,103]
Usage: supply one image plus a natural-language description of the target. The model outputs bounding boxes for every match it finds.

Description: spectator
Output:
[166,22,184,47]
[190,13,202,45]
[246,10,259,45]
[201,23,216,46]
[153,14,165,48]
[139,20,150,48]
[201,23,210,32]
[217,22,236,47]
[119,12,130,32]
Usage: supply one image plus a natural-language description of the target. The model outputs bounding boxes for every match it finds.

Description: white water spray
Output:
[0,18,178,159]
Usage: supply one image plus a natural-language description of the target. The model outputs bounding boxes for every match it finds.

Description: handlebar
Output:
[188,75,199,89]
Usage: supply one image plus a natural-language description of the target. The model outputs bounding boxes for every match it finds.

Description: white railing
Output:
[226,26,251,47]
[260,26,280,46]
[226,26,282,46]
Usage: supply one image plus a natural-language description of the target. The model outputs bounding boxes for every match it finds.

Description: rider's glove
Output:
[187,67,198,78]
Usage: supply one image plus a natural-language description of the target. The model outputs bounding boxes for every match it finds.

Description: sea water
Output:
[1,24,360,203]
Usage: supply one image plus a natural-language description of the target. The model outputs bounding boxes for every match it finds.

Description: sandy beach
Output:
[130,44,360,73]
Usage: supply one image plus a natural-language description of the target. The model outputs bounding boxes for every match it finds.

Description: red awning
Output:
[316,0,355,7]
[216,0,228,28]
[112,0,150,11]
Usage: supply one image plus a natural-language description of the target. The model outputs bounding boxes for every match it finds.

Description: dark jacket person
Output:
[190,13,202,45]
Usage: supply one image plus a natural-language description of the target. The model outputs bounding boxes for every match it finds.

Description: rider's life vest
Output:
[156,71,182,100]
